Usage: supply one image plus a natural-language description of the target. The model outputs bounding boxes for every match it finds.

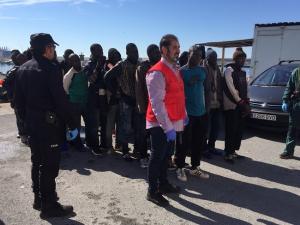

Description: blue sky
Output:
[0,0,300,58]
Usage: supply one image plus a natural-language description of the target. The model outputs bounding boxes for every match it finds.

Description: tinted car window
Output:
[252,64,299,86]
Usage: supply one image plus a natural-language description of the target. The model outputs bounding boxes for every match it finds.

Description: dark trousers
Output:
[148,127,173,194]
[27,118,63,203]
[207,108,221,149]
[135,113,148,158]
[85,105,100,149]
[224,108,244,155]
[284,112,298,155]
[119,100,136,154]
[106,104,121,148]
[70,103,88,149]
[14,108,27,136]
[99,109,107,148]
[175,114,208,169]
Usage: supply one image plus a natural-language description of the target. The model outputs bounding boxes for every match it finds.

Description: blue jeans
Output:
[147,127,173,194]
[119,100,136,154]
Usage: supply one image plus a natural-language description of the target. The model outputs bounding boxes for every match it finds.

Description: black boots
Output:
[40,201,74,218]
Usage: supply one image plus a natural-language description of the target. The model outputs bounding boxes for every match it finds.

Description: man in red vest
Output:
[146,34,187,207]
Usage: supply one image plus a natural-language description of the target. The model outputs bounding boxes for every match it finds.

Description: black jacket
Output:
[14,56,76,134]
[3,66,19,107]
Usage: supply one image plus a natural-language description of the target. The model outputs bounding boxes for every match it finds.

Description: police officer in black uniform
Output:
[14,33,78,218]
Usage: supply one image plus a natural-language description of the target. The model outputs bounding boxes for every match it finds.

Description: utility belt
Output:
[45,111,61,127]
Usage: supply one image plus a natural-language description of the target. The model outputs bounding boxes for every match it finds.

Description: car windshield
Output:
[252,65,299,86]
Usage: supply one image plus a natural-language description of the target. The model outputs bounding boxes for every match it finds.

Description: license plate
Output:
[251,113,277,121]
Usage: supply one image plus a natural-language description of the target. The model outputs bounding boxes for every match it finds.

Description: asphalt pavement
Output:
[0,103,299,225]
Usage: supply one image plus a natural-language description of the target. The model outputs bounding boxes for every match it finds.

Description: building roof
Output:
[198,39,253,48]
[255,22,300,27]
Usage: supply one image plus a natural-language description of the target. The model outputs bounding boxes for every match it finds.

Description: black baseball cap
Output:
[30,33,59,49]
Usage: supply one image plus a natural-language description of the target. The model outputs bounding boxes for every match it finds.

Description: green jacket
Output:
[283,67,300,127]
[69,71,88,104]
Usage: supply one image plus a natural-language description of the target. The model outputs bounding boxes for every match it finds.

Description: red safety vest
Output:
[146,61,185,122]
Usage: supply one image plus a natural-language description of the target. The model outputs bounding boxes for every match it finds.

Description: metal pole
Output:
[221,47,225,73]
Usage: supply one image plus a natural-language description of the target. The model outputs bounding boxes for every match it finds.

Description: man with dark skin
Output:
[175,45,210,182]
[60,49,74,75]
[63,53,89,151]
[4,51,29,144]
[105,48,122,152]
[83,43,107,155]
[223,47,250,163]
[135,44,161,168]
[104,43,139,161]
[14,33,78,218]
[203,48,223,157]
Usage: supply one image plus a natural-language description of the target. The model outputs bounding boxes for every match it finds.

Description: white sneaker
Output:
[189,167,209,179]
[176,168,187,182]
[140,158,149,168]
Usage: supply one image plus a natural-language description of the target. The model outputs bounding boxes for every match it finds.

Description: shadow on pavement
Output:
[44,216,85,225]
[175,171,300,225]
[203,152,300,188]
[0,219,5,225]
[60,149,300,225]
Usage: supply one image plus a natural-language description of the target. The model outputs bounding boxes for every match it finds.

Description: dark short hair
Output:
[159,34,178,52]
[126,43,137,52]
[147,44,159,56]
[90,43,102,52]
[63,49,74,57]
[189,44,205,59]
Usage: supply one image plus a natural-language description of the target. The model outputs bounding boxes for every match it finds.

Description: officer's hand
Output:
[166,129,176,142]
[66,128,79,141]
[282,102,289,112]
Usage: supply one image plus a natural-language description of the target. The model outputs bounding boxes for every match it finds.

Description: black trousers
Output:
[148,127,173,194]
[28,119,63,203]
[14,108,27,136]
[224,108,244,155]
[135,113,148,158]
[175,114,208,169]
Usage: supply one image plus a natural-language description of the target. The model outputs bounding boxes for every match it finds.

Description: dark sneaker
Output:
[33,197,41,211]
[159,183,180,194]
[167,160,176,171]
[91,147,104,156]
[123,153,133,162]
[203,151,213,159]
[232,152,245,159]
[224,154,234,164]
[40,202,73,219]
[114,144,122,151]
[280,152,294,159]
[209,148,223,155]
[146,192,169,207]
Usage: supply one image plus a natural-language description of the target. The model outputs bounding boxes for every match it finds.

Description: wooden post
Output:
[221,47,225,73]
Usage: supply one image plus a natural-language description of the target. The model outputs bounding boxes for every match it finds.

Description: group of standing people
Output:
[5,31,298,217]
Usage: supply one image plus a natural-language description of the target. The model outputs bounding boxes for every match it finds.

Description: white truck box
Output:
[251,22,300,79]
